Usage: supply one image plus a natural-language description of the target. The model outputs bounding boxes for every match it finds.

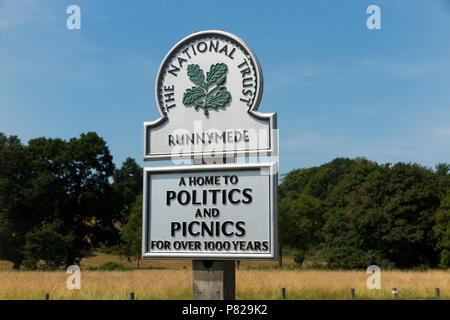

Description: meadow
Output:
[0,253,448,300]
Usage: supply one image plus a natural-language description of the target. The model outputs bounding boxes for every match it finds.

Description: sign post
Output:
[142,30,278,300]
[192,157,235,301]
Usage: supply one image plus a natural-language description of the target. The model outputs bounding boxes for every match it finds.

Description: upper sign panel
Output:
[144,30,277,161]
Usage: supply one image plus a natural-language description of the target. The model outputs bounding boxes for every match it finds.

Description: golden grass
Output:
[0,268,448,300]
[236,269,450,300]
[1,253,448,300]
[75,252,292,270]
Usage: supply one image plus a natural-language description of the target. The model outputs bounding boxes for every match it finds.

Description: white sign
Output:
[144,30,277,161]
[142,162,278,259]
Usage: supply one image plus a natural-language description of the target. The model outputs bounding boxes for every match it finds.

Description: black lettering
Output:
[222,189,227,204]
[177,56,187,68]
[182,222,187,236]
[168,135,175,146]
[168,64,180,76]
[215,221,221,237]
[177,190,190,205]
[235,221,246,237]
[192,190,201,205]
[218,44,228,56]
[203,189,207,205]
[167,191,176,205]
[240,97,251,105]
[228,47,236,59]
[240,67,251,77]
[209,189,220,205]
[221,221,234,237]
[242,77,253,87]
[182,47,191,59]
[205,176,214,185]
[228,189,241,204]
[242,188,253,203]
[197,41,207,53]
[238,60,248,68]
[201,222,214,237]
[189,221,200,236]
[243,130,250,142]
[209,40,219,52]
[171,222,181,236]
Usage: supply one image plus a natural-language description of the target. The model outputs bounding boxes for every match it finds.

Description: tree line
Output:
[0,132,142,269]
[0,132,449,269]
[279,157,450,269]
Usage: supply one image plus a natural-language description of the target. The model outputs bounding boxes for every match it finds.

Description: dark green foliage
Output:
[112,157,143,221]
[279,158,448,269]
[0,132,118,269]
[97,262,130,271]
[0,134,33,269]
[434,191,450,267]
[117,195,143,268]
[279,195,323,267]
[22,220,73,270]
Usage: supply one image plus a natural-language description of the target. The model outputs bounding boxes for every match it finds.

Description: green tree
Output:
[323,162,440,269]
[0,133,35,269]
[118,195,142,268]
[22,220,73,270]
[22,132,118,268]
[434,191,450,267]
[279,195,323,266]
[435,163,450,200]
[112,157,143,221]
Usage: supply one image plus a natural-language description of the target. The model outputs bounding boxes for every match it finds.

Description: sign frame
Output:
[143,30,278,161]
[142,162,278,260]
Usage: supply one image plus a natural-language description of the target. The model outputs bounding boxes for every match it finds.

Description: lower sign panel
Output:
[142,162,278,260]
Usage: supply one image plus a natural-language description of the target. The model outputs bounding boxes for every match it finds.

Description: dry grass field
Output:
[0,253,449,300]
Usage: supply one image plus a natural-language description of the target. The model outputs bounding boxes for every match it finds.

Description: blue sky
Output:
[1,0,449,175]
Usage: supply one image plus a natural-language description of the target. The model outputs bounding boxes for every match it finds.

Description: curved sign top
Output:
[144,30,277,161]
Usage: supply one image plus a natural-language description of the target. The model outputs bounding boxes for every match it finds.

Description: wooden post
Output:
[193,260,235,300]
[392,288,397,298]
[44,293,49,300]
[350,288,355,299]
[129,292,135,300]
[435,288,440,299]
[280,288,286,300]
[192,156,236,301]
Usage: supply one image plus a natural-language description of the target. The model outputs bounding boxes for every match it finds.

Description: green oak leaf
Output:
[187,64,205,87]
[193,99,204,110]
[206,90,231,108]
[182,86,206,104]
[215,74,226,87]
[206,63,227,85]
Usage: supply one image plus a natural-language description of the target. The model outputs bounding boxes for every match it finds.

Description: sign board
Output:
[142,162,277,259]
[144,30,277,161]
